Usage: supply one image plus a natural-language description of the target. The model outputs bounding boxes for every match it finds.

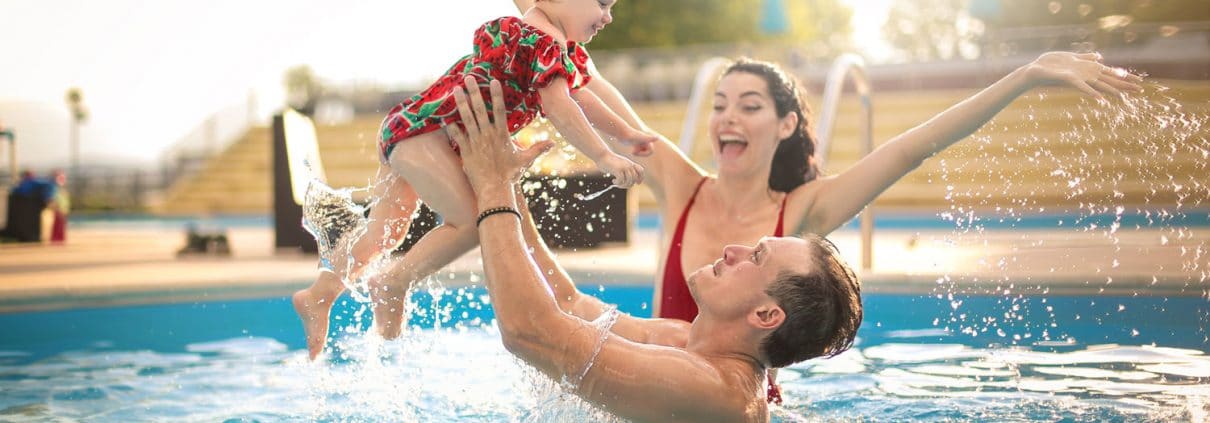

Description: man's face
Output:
[686,236,814,320]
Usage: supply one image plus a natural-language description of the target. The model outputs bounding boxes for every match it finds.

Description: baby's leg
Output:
[293,165,419,360]
[371,129,480,339]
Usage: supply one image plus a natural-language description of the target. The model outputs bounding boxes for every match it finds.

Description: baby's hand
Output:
[597,153,645,188]
[621,130,658,157]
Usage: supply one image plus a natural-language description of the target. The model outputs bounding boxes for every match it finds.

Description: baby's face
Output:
[551,0,615,43]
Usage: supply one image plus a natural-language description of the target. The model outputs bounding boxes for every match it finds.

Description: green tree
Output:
[883,0,985,61]
[883,0,1210,62]
[284,65,323,115]
[588,0,852,50]
[989,0,1210,27]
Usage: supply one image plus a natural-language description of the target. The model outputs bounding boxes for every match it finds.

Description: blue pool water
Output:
[2,287,1209,421]
[67,208,1210,232]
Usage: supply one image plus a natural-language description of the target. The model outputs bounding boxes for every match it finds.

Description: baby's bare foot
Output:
[292,287,334,360]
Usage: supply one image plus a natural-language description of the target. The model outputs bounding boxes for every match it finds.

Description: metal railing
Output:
[1,129,14,187]
[677,53,875,270]
[677,57,731,154]
[158,94,261,191]
[816,53,874,271]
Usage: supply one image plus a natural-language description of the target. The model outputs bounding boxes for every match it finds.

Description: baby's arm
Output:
[572,88,656,156]
[539,81,644,187]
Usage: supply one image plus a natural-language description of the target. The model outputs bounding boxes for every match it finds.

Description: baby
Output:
[293,0,654,360]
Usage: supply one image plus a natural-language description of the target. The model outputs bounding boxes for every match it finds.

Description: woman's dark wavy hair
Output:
[722,59,820,193]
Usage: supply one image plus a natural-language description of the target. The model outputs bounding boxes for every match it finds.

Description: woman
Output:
[585,53,1141,324]
[514,1,1142,325]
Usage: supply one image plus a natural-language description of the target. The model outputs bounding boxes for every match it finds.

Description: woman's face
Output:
[708,72,796,178]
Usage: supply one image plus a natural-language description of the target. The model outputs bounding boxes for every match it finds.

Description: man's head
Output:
[686,235,862,368]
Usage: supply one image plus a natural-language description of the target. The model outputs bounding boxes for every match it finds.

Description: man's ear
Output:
[750,304,784,330]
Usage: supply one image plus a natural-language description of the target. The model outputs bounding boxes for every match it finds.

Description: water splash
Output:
[301,179,370,299]
[930,81,1210,346]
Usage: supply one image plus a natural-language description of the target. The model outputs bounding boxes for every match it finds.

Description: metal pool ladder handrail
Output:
[677,57,732,153]
[1,129,14,187]
[677,53,875,270]
[817,53,874,271]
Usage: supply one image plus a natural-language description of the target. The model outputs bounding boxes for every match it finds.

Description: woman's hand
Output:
[449,75,554,194]
[621,129,658,157]
[1021,51,1143,100]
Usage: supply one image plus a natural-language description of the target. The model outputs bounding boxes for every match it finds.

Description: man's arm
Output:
[450,77,750,422]
[514,190,690,347]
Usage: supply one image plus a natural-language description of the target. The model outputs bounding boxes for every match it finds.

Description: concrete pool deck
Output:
[0,224,1205,313]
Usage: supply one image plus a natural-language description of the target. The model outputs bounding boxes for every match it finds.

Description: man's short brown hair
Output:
[760,234,862,368]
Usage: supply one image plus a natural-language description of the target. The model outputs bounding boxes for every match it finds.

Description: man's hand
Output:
[449,75,554,195]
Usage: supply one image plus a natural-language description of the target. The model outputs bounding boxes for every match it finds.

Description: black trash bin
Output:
[1,192,48,242]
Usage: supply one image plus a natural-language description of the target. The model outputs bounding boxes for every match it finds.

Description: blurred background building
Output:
[1,0,1206,217]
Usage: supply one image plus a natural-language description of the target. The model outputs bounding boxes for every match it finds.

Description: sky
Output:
[0,0,890,169]
[0,0,520,168]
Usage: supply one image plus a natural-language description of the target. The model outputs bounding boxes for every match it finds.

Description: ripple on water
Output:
[1138,361,1210,378]
[863,343,987,364]
[1,331,1207,421]
[884,328,951,339]
[1030,366,1158,380]
[905,364,1017,378]
[51,386,108,401]
[186,337,289,355]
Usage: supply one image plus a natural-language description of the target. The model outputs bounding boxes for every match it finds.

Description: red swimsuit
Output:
[659,177,788,322]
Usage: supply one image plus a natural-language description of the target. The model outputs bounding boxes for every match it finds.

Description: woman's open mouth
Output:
[718,135,748,158]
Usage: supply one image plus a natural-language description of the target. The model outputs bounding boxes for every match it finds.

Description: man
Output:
[449,76,863,422]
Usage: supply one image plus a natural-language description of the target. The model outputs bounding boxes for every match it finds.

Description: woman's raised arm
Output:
[795,52,1142,236]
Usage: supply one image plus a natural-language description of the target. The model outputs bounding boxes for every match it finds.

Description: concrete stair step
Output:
[157,81,1210,215]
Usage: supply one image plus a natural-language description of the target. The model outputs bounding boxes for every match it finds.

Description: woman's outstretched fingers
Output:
[1101,73,1142,92]
[1090,79,1121,97]
[1102,67,1144,91]
[1078,51,1103,62]
[1071,76,1104,101]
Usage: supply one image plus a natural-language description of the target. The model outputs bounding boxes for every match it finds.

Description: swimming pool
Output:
[2,285,1207,422]
[65,208,1210,232]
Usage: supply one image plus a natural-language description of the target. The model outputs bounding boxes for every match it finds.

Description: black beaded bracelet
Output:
[476,206,522,227]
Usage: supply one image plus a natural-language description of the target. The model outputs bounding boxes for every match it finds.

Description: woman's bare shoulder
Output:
[784,175,831,234]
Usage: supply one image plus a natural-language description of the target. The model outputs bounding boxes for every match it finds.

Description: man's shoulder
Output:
[683,354,768,420]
